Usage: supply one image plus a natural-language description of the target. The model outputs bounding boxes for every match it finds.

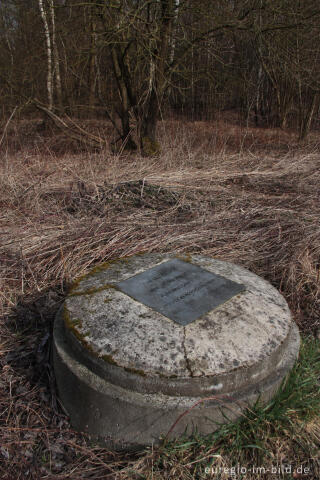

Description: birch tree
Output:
[38,0,53,111]
[49,0,63,111]
[38,0,62,112]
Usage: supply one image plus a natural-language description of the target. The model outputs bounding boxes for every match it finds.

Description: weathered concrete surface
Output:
[53,253,300,449]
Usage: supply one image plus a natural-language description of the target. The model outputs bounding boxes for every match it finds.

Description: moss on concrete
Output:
[68,257,130,295]
[175,253,193,264]
[101,354,119,366]
[63,304,94,352]
[123,366,147,377]
[69,283,119,297]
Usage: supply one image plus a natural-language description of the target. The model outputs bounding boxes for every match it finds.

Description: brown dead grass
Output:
[0,118,319,478]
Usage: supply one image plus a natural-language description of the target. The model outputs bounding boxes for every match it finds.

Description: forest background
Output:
[1,0,320,152]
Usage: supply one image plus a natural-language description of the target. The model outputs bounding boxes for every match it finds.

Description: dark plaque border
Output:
[117,258,245,325]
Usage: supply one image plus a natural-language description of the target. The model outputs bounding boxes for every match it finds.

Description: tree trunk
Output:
[140,90,160,156]
[139,0,175,156]
[88,6,96,111]
[38,0,53,111]
[110,46,137,151]
[49,0,63,112]
[299,92,319,141]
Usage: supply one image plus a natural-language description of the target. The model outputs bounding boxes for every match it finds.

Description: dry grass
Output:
[0,118,319,478]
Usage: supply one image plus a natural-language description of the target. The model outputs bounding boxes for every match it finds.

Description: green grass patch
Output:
[153,335,320,479]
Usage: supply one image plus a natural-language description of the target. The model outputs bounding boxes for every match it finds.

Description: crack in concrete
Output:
[182,326,194,377]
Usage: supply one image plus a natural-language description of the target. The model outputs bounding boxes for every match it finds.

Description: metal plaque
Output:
[117,258,245,326]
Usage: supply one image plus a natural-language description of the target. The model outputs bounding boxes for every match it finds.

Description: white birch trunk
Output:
[38,0,53,110]
[169,0,180,65]
[49,0,63,110]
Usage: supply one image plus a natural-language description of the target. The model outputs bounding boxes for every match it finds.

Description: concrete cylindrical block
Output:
[53,253,300,449]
